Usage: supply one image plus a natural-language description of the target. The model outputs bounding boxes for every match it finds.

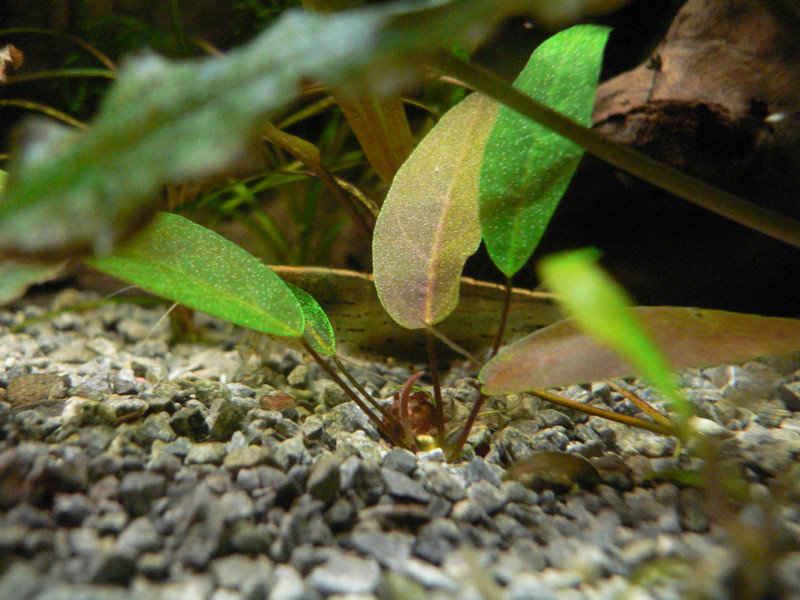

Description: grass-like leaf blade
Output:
[479,25,610,277]
[87,212,304,338]
[373,92,498,329]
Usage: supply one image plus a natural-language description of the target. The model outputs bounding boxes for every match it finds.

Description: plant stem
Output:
[425,329,446,447]
[332,355,402,430]
[527,389,677,436]
[302,340,407,447]
[400,371,424,448]
[491,275,513,358]
[447,391,488,462]
[429,51,800,250]
[606,379,674,427]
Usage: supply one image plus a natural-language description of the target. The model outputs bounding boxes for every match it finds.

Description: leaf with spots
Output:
[284,280,337,356]
[87,212,304,338]
[373,92,498,329]
[479,25,610,277]
[480,252,800,403]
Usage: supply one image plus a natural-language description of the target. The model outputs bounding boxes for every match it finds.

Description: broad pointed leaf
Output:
[284,280,337,356]
[479,25,610,277]
[87,212,304,337]
[273,265,560,360]
[482,249,800,434]
[481,307,800,397]
[373,92,498,329]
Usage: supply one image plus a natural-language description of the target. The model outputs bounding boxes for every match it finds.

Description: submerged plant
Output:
[2,1,800,460]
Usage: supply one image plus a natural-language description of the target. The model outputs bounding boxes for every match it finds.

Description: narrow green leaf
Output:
[272,265,560,360]
[373,92,499,329]
[87,212,304,337]
[479,25,610,277]
[284,280,337,356]
[480,305,800,394]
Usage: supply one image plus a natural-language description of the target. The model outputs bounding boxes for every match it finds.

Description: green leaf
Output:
[0,0,540,259]
[284,280,337,356]
[272,265,560,360]
[479,25,610,277]
[480,304,800,394]
[0,260,64,306]
[373,92,498,329]
[87,212,304,337]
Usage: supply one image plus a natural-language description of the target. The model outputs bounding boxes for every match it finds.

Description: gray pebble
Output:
[308,553,380,596]
[381,468,431,503]
[185,442,228,466]
[119,471,167,516]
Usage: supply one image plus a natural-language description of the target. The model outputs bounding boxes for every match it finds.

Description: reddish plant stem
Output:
[491,275,513,358]
[448,391,488,462]
[528,389,677,435]
[425,329,446,447]
[302,340,406,447]
[332,355,402,430]
[400,371,424,448]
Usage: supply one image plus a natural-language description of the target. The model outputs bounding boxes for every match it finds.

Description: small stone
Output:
[192,379,233,406]
[136,412,178,444]
[463,456,503,487]
[224,445,273,470]
[119,471,167,516]
[287,364,309,388]
[320,381,349,408]
[260,391,295,411]
[381,468,431,503]
[137,552,170,580]
[0,561,43,600]
[270,564,309,600]
[350,528,413,570]
[170,406,210,440]
[209,401,248,442]
[53,492,94,526]
[505,573,557,600]
[467,480,507,515]
[382,448,418,476]
[307,455,343,503]
[419,462,466,502]
[86,551,136,585]
[210,554,273,593]
[146,451,182,477]
[537,409,573,429]
[7,373,69,405]
[185,442,228,465]
[116,515,162,557]
[308,553,381,596]
[450,499,485,523]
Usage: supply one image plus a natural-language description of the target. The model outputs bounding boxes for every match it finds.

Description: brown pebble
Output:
[6,373,69,406]
[259,391,295,411]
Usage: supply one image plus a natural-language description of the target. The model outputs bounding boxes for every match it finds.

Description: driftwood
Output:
[526,0,800,315]
[593,0,800,214]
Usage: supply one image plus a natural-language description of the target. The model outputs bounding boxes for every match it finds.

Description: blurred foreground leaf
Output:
[0,0,573,260]
[87,212,304,337]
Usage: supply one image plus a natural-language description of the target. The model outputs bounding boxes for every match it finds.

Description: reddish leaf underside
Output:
[480,307,800,395]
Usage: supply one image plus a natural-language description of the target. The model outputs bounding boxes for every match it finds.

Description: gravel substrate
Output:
[2,288,800,600]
